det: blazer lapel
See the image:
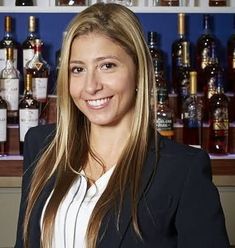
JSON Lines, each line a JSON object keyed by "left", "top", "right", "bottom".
{"left": 98, "top": 136, "right": 159, "bottom": 247}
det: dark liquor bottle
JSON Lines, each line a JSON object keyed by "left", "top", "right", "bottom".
{"left": 22, "top": 16, "right": 38, "bottom": 71}
{"left": 56, "top": 0, "right": 87, "bottom": 5}
{"left": 19, "top": 73, "right": 39, "bottom": 155}
{"left": 203, "top": 45, "right": 224, "bottom": 122}
{"left": 172, "top": 13, "right": 190, "bottom": 94}
{"left": 208, "top": 74, "right": 229, "bottom": 155}
{"left": 196, "top": 14, "right": 217, "bottom": 92}
{"left": 155, "top": 87, "right": 174, "bottom": 139}
{"left": 15, "top": 0, "right": 33, "bottom": 5}
{"left": 147, "top": 31, "right": 165, "bottom": 78}
{"left": 0, "top": 95, "right": 7, "bottom": 156}
{"left": 176, "top": 41, "right": 191, "bottom": 120}
{"left": 0, "top": 16, "right": 19, "bottom": 73}
{"left": 160, "top": 0, "right": 179, "bottom": 6}
{"left": 182, "top": 71, "right": 203, "bottom": 148}
{"left": 0, "top": 47, "right": 20, "bottom": 124}
{"left": 26, "top": 39, "right": 50, "bottom": 124}
{"left": 227, "top": 15, "right": 235, "bottom": 92}
{"left": 209, "top": 0, "right": 227, "bottom": 6}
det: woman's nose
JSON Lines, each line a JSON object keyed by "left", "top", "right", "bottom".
{"left": 84, "top": 70, "right": 102, "bottom": 95}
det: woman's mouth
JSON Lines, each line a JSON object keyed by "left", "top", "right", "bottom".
{"left": 86, "top": 97, "right": 112, "bottom": 108}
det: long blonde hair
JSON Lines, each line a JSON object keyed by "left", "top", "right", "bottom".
{"left": 23, "top": 3, "right": 155, "bottom": 248}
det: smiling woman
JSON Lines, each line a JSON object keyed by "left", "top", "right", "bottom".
{"left": 14, "top": 2, "right": 230, "bottom": 248}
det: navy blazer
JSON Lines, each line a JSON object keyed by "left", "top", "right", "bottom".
{"left": 15, "top": 124, "right": 230, "bottom": 248}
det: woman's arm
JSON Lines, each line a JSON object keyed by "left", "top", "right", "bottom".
{"left": 175, "top": 149, "right": 230, "bottom": 248}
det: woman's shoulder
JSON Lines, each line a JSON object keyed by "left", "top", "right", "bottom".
{"left": 25, "top": 123, "right": 56, "bottom": 141}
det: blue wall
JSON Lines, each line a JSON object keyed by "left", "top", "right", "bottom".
{"left": 0, "top": 12, "right": 233, "bottom": 93}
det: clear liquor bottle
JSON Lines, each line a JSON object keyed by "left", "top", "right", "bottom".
{"left": 182, "top": 71, "right": 203, "bottom": 148}
{"left": 208, "top": 74, "right": 229, "bottom": 155}
{"left": 19, "top": 73, "right": 39, "bottom": 155}
{"left": 154, "top": 87, "right": 174, "bottom": 139}
{"left": 0, "top": 95, "right": 7, "bottom": 156}
{"left": 147, "top": 31, "right": 165, "bottom": 78}
{"left": 26, "top": 39, "right": 50, "bottom": 124}
{"left": 209, "top": 0, "right": 227, "bottom": 6}
{"left": 15, "top": 0, "right": 33, "bottom": 5}
{"left": 0, "top": 47, "right": 20, "bottom": 124}
{"left": 172, "top": 13, "right": 190, "bottom": 94}
{"left": 22, "top": 16, "right": 38, "bottom": 71}
{"left": 176, "top": 41, "right": 191, "bottom": 120}
{"left": 0, "top": 16, "right": 19, "bottom": 73}
{"left": 196, "top": 14, "right": 217, "bottom": 92}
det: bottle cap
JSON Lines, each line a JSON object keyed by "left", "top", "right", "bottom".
{"left": 190, "top": 71, "right": 197, "bottom": 94}
{"left": 178, "top": 13, "right": 185, "bottom": 36}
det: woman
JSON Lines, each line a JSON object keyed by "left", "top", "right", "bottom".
{"left": 15, "top": 3, "right": 230, "bottom": 248}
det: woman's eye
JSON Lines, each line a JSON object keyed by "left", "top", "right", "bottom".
{"left": 101, "top": 63, "right": 116, "bottom": 70}
{"left": 70, "top": 66, "right": 84, "bottom": 74}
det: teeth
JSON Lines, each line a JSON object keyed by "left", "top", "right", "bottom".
{"left": 87, "top": 97, "right": 110, "bottom": 107}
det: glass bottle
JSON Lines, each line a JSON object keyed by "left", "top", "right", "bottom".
{"left": 227, "top": 15, "right": 235, "bottom": 93}
{"left": 196, "top": 14, "right": 217, "bottom": 92}
{"left": 182, "top": 71, "right": 203, "bottom": 148}
{"left": 160, "top": 0, "right": 179, "bottom": 6}
{"left": 209, "top": 0, "right": 227, "bottom": 6}
{"left": 154, "top": 87, "right": 174, "bottom": 139}
{"left": 208, "top": 74, "right": 229, "bottom": 155}
{"left": 0, "top": 95, "right": 7, "bottom": 156}
{"left": 147, "top": 31, "right": 165, "bottom": 78}
{"left": 176, "top": 41, "right": 191, "bottom": 120}
{"left": 0, "top": 16, "right": 19, "bottom": 73}
{"left": 22, "top": 16, "right": 38, "bottom": 71}
{"left": 203, "top": 45, "right": 224, "bottom": 122}
{"left": 19, "top": 73, "right": 39, "bottom": 155}
{"left": 56, "top": 0, "right": 87, "bottom": 5}
{"left": 26, "top": 39, "right": 50, "bottom": 124}
{"left": 172, "top": 13, "right": 190, "bottom": 94}
{"left": 0, "top": 47, "right": 20, "bottom": 124}
{"left": 15, "top": 0, "right": 34, "bottom": 6}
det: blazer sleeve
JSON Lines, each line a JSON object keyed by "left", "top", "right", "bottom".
{"left": 175, "top": 149, "right": 230, "bottom": 248}
{"left": 14, "top": 124, "right": 55, "bottom": 248}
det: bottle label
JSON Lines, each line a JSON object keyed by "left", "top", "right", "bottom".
{"left": 0, "top": 78, "right": 19, "bottom": 111}
{"left": 156, "top": 117, "right": 173, "bottom": 131}
{"left": 0, "top": 109, "right": 7, "bottom": 142}
{"left": 207, "top": 77, "right": 217, "bottom": 99}
{"left": 212, "top": 107, "right": 229, "bottom": 131}
{"left": 201, "top": 48, "right": 210, "bottom": 69}
{"left": 32, "top": 78, "right": 48, "bottom": 101}
{"left": 23, "top": 49, "right": 34, "bottom": 68}
{"left": 0, "top": 49, "right": 18, "bottom": 72}
{"left": 19, "top": 109, "right": 39, "bottom": 142}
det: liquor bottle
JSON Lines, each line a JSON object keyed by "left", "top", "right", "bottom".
{"left": 26, "top": 39, "right": 50, "bottom": 124}
{"left": 208, "top": 74, "right": 229, "bottom": 155}
{"left": 176, "top": 41, "right": 191, "bottom": 120}
{"left": 147, "top": 31, "right": 165, "bottom": 78}
{"left": 15, "top": 0, "right": 34, "bottom": 5}
{"left": 196, "top": 14, "right": 217, "bottom": 92}
{"left": 0, "top": 16, "right": 19, "bottom": 72}
{"left": 182, "top": 71, "right": 203, "bottom": 148}
{"left": 22, "top": 16, "right": 38, "bottom": 71}
{"left": 155, "top": 87, "right": 174, "bottom": 139}
{"left": 160, "top": 0, "right": 179, "bottom": 6}
{"left": 56, "top": 0, "right": 87, "bottom": 5}
{"left": 203, "top": 45, "right": 224, "bottom": 122}
{"left": 0, "top": 95, "right": 7, "bottom": 156}
{"left": 227, "top": 15, "right": 235, "bottom": 92}
{"left": 0, "top": 47, "right": 20, "bottom": 124}
{"left": 19, "top": 73, "right": 39, "bottom": 155}
{"left": 209, "top": 0, "right": 227, "bottom": 6}
{"left": 172, "top": 13, "right": 190, "bottom": 94}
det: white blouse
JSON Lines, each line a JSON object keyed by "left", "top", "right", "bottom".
{"left": 40, "top": 166, "right": 115, "bottom": 248}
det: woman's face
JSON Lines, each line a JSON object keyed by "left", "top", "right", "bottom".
{"left": 69, "top": 32, "right": 137, "bottom": 128}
